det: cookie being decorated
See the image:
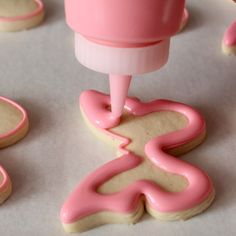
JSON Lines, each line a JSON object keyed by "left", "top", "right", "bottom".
{"left": 0, "top": 0, "right": 44, "bottom": 32}
{"left": 60, "top": 90, "right": 215, "bottom": 233}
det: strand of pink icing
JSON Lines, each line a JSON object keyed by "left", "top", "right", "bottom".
{"left": 0, "top": 97, "right": 28, "bottom": 139}
{"left": 224, "top": 20, "right": 236, "bottom": 46}
{"left": 0, "top": 166, "right": 10, "bottom": 192}
{"left": 61, "top": 90, "right": 213, "bottom": 224}
{"left": 0, "top": 0, "right": 44, "bottom": 22}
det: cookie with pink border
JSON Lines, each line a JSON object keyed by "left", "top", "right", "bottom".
{"left": 0, "top": 96, "right": 29, "bottom": 203}
{"left": 222, "top": 20, "right": 236, "bottom": 55}
{"left": 0, "top": 0, "right": 44, "bottom": 32}
{"left": 222, "top": 0, "right": 236, "bottom": 55}
{"left": 60, "top": 90, "right": 215, "bottom": 233}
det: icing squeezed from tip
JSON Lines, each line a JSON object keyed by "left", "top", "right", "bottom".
{"left": 60, "top": 90, "right": 213, "bottom": 224}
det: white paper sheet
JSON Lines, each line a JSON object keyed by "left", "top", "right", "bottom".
{"left": 0, "top": 0, "right": 235, "bottom": 235}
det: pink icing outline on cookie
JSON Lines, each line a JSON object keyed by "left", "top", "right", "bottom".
{"left": 0, "top": 96, "right": 28, "bottom": 140}
{"left": 61, "top": 90, "right": 213, "bottom": 224}
{"left": 0, "top": 165, "right": 10, "bottom": 193}
{"left": 224, "top": 20, "right": 236, "bottom": 46}
{"left": 0, "top": 0, "right": 44, "bottom": 22}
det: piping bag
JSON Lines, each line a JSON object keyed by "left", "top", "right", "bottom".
{"left": 64, "top": 0, "right": 185, "bottom": 121}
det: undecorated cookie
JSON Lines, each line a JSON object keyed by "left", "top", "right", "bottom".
{"left": 60, "top": 90, "right": 215, "bottom": 233}
{"left": 0, "top": 0, "right": 44, "bottom": 32}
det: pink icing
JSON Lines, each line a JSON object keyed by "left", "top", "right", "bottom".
{"left": 60, "top": 90, "right": 213, "bottom": 224}
{"left": 65, "top": 0, "right": 185, "bottom": 44}
{"left": 224, "top": 20, "right": 236, "bottom": 46}
{"left": 0, "top": 96, "right": 28, "bottom": 140}
{"left": 0, "top": 0, "right": 44, "bottom": 22}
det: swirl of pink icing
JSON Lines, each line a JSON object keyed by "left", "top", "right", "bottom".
{"left": 224, "top": 20, "right": 236, "bottom": 46}
{"left": 0, "top": 0, "right": 44, "bottom": 22}
{"left": 61, "top": 90, "right": 213, "bottom": 224}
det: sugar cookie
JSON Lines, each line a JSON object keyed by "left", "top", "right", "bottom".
{"left": 0, "top": 96, "right": 29, "bottom": 204}
{"left": 60, "top": 90, "right": 215, "bottom": 233}
{"left": 0, "top": 0, "right": 44, "bottom": 32}
{"left": 222, "top": 20, "right": 236, "bottom": 55}
{"left": 0, "top": 166, "right": 12, "bottom": 204}
{"left": 0, "top": 96, "right": 29, "bottom": 148}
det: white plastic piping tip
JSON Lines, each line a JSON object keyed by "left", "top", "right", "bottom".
{"left": 109, "top": 75, "right": 132, "bottom": 118}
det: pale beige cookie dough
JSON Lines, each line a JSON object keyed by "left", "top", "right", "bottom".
{"left": 0, "top": 0, "right": 45, "bottom": 32}
{"left": 71, "top": 107, "right": 214, "bottom": 233}
{"left": 222, "top": 42, "right": 236, "bottom": 55}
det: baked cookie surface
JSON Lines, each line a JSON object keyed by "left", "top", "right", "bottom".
{"left": 0, "top": 96, "right": 29, "bottom": 148}
{"left": 0, "top": 96, "right": 29, "bottom": 204}
{"left": 60, "top": 90, "right": 215, "bottom": 233}
{"left": 0, "top": 0, "right": 44, "bottom": 31}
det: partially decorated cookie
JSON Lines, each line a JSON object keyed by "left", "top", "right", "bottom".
{"left": 0, "top": 0, "right": 44, "bottom": 32}
{"left": 0, "top": 96, "right": 29, "bottom": 204}
{"left": 60, "top": 90, "right": 215, "bottom": 233}
{"left": 222, "top": 20, "right": 236, "bottom": 55}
